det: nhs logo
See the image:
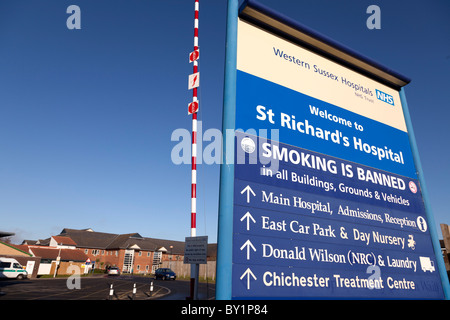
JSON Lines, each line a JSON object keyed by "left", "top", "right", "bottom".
{"left": 376, "top": 89, "right": 394, "bottom": 106}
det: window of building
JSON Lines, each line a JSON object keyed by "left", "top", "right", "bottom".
{"left": 153, "top": 252, "right": 162, "bottom": 265}
{"left": 123, "top": 249, "right": 134, "bottom": 273}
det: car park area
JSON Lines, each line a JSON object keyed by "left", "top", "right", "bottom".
{"left": 0, "top": 274, "right": 215, "bottom": 300}
{"left": 0, "top": 275, "right": 168, "bottom": 300}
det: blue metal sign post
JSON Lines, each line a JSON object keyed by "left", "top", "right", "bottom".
{"left": 216, "top": 0, "right": 239, "bottom": 301}
{"left": 216, "top": 0, "right": 450, "bottom": 300}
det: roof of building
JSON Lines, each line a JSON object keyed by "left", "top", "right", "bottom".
{"left": 21, "top": 228, "right": 217, "bottom": 257}
{"left": 59, "top": 228, "right": 119, "bottom": 249}
{"left": 0, "top": 242, "right": 32, "bottom": 257}
{"left": 27, "top": 246, "right": 89, "bottom": 262}
{"left": 142, "top": 237, "right": 186, "bottom": 255}
{"left": 9, "top": 244, "right": 32, "bottom": 254}
{"left": 36, "top": 238, "right": 50, "bottom": 246}
{"left": 58, "top": 228, "right": 187, "bottom": 255}
{"left": 21, "top": 240, "right": 38, "bottom": 245}
{"left": 51, "top": 236, "right": 77, "bottom": 246}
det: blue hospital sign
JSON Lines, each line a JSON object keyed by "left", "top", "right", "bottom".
{"left": 217, "top": 0, "right": 448, "bottom": 300}
{"left": 232, "top": 132, "right": 441, "bottom": 298}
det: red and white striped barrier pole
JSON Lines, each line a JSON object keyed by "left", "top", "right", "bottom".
{"left": 189, "top": 0, "right": 200, "bottom": 300}
{"left": 190, "top": 0, "right": 200, "bottom": 238}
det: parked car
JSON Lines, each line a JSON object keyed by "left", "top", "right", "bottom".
{"left": 0, "top": 257, "right": 28, "bottom": 280}
{"left": 106, "top": 266, "right": 120, "bottom": 276}
{"left": 154, "top": 268, "right": 176, "bottom": 280}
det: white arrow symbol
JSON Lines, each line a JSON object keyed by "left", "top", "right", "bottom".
{"left": 241, "top": 185, "right": 256, "bottom": 203}
{"left": 240, "top": 239, "right": 256, "bottom": 260}
{"left": 240, "top": 212, "right": 256, "bottom": 231}
{"left": 240, "top": 268, "right": 257, "bottom": 290}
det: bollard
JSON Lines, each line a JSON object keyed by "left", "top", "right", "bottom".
{"left": 132, "top": 283, "right": 136, "bottom": 300}
{"left": 150, "top": 281, "right": 154, "bottom": 297}
{"left": 108, "top": 283, "right": 114, "bottom": 300}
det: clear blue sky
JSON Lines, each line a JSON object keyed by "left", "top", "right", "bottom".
{"left": 1, "top": 0, "right": 449, "bottom": 243}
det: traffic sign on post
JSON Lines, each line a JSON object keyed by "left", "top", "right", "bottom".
{"left": 188, "top": 100, "right": 199, "bottom": 115}
{"left": 188, "top": 72, "right": 200, "bottom": 90}
{"left": 189, "top": 49, "right": 200, "bottom": 63}
{"left": 184, "top": 236, "right": 208, "bottom": 264}
{"left": 216, "top": 0, "right": 450, "bottom": 300}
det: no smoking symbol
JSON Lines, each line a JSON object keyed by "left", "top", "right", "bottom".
{"left": 188, "top": 101, "right": 199, "bottom": 114}
{"left": 409, "top": 181, "right": 417, "bottom": 194}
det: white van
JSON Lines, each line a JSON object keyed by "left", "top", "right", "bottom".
{"left": 0, "top": 258, "right": 28, "bottom": 279}
{"left": 419, "top": 256, "right": 436, "bottom": 273}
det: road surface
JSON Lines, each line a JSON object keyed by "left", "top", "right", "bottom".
{"left": 0, "top": 275, "right": 215, "bottom": 300}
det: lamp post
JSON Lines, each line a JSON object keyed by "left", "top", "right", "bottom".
{"left": 53, "top": 246, "right": 62, "bottom": 278}
{"left": 169, "top": 245, "right": 173, "bottom": 269}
